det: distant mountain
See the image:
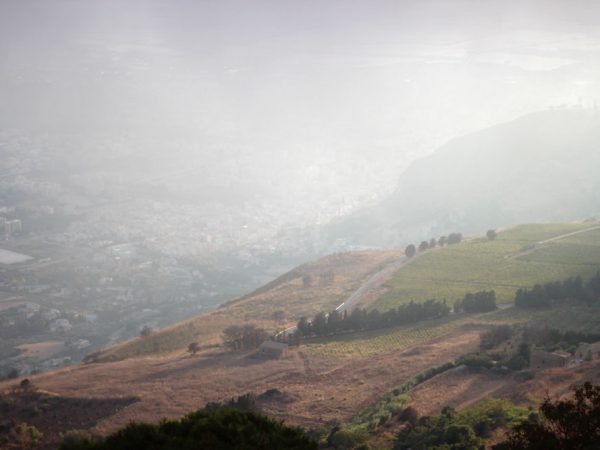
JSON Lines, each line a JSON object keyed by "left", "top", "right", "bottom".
{"left": 326, "top": 109, "right": 600, "bottom": 247}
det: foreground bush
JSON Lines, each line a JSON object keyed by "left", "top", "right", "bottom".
{"left": 59, "top": 408, "right": 317, "bottom": 450}
{"left": 495, "top": 382, "right": 600, "bottom": 450}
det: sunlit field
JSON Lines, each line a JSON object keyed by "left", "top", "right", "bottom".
{"left": 373, "top": 222, "right": 600, "bottom": 310}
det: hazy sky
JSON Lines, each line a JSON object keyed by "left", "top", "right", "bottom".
{"left": 2, "top": 0, "right": 600, "bottom": 210}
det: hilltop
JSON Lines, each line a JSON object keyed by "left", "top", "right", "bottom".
{"left": 326, "top": 109, "right": 600, "bottom": 247}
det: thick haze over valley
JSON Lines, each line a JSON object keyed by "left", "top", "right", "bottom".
{"left": 2, "top": 0, "right": 600, "bottom": 377}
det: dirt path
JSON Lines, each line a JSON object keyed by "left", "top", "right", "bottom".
{"left": 506, "top": 224, "right": 600, "bottom": 260}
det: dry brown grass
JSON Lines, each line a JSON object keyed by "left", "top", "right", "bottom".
{"left": 407, "top": 358, "right": 600, "bottom": 417}
{"left": 0, "top": 324, "right": 482, "bottom": 440}
{"left": 90, "top": 249, "right": 403, "bottom": 362}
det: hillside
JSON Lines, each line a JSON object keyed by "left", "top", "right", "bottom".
{"left": 326, "top": 109, "right": 600, "bottom": 247}
{"left": 3, "top": 222, "right": 600, "bottom": 449}
{"left": 372, "top": 221, "right": 600, "bottom": 310}
{"left": 87, "top": 249, "right": 403, "bottom": 362}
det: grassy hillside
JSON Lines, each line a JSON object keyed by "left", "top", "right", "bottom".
{"left": 92, "top": 222, "right": 600, "bottom": 362}
{"left": 373, "top": 222, "right": 600, "bottom": 310}
{"left": 327, "top": 109, "right": 600, "bottom": 248}
{"left": 89, "top": 250, "right": 402, "bottom": 362}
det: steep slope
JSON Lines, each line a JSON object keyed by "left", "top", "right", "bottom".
{"left": 3, "top": 223, "right": 600, "bottom": 449}
{"left": 86, "top": 249, "right": 403, "bottom": 362}
{"left": 327, "top": 109, "right": 600, "bottom": 247}
{"left": 372, "top": 222, "right": 600, "bottom": 311}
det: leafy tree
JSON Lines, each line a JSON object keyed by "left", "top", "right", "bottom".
{"left": 61, "top": 430, "right": 93, "bottom": 447}
{"left": 400, "top": 407, "right": 420, "bottom": 426}
{"left": 394, "top": 406, "right": 482, "bottom": 450}
{"left": 187, "top": 342, "right": 200, "bottom": 355}
{"left": 222, "top": 324, "right": 268, "bottom": 351}
{"left": 486, "top": 229, "right": 497, "bottom": 240}
{"left": 429, "top": 238, "right": 437, "bottom": 248}
{"left": 447, "top": 233, "right": 463, "bottom": 245}
{"left": 295, "top": 300, "right": 450, "bottom": 338}
{"left": 396, "top": 399, "right": 526, "bottom": 450}
{"left": 418, "top": 241, "right": 429, "bottom": 252}
{"left": 405, "top": 244, "right": 416, "bottom": 258}
{"left": 297, "top": 317, "right": 311, "bottom": 336}
{"left": 480, "top": 325, "right": 512, "bottom": 350}
{"left": 497, "top": 382, "right": 600, "bottom": 450}
{"left": 454, "top": 291, "right": 497, "bottom": 313}
{"left": 438, "top": 236, "right": 447, "bottom": 246}
{"left": 11, "top": 422, "right": 43, "bottom": 449}
{"left": 515, "top": 274, "right": 600, "bottom": 308}
{"left": 140, "top": 325, "right": 153, "bottom": 337}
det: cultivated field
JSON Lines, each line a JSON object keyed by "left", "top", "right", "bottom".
{"left": 373, "top": 222, "right": 600, "bottom": 310}
{"left": 307, "top": 304, "right": 600, "bottom": 360}
{"left": 4, "top": 222, "right": 600, "bottom": 449}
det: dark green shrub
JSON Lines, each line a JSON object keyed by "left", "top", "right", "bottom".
{"left": 460, "top": 353, "right": 494, "bottom": 371}
{"left": 59, "top": 408, "right": 316, "bottom": 450}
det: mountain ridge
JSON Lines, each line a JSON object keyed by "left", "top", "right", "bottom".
{"left": 325, "top": 108, "right": 600, "bottom": 247}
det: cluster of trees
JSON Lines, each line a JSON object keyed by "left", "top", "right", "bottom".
{"left": 395, "top": 383, "right": 600, "bottom": 450}
{"left": 522, "top": 326, "right": 600, "bottom": 353}
{"left": 454, "top": 290, "right": 497, "bottom": 313}
{"left": 460, "top": 341, "right": 530, "bottom": 372}
{"left": 405, "top": 232, "right": 463, "bottom": 257}
{"left": 204, "top": 393, "right": 257, "bottom": 412}
{"left": 59, "top": 408, "right": 317, "bottom": 450}
{"left": 480, "top": 325, "right": 513, "bottom": 350}
{"left": 496, "top": 382, "right": 600, "bottom": 449}
{"left": 515, "top": 272, "right": 600, "bottom": 308}
{"left": 394, "top": 398, "right": 527, "bottom": 450}
{"left": 296, "top": 300, "right": 450, "bottom": 338}
{"left": 486, "top": 229, "right": 497, "bottom": 240}
{"left": 222, "top": 324, "right": 269, "bottom": 351}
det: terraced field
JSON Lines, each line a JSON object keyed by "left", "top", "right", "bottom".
{"left": 480, "top": 304, "right": 600, "bottom": 332}
{"left": 305, "top": 303, "right": 600, "bottom": 360}
{"left": 305, "top": 316, "right": 474, "bottom": 357}
{"left": 373, "top": 222, "right": 600, "bottom": 310}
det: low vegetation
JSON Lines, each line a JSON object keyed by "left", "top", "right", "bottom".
{"left": 59, "top": 408, "right": 317, "bottom": 450}
{"left": 394, "top": 398, "right": 528, "bottom": 450}
{"left": 222, "top": 324, "right": 269, "bottom": 351}
{"left": 454, "top": 290, "right": 497, "bottom": 313}
{"left": 496, "top": 383, "right": 600, "bottom": 450}
{"left": 515, "top": 272, "right": 600, "bottom": 308}
{"left": 326, "top": 362, "right": 458, "bottom": 448}
{"left": 295, "top": 299, "right": 450, "bottom": 339}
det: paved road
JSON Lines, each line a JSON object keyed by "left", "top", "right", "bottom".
{"left": 334, "top": 255, "right": 410, "bottom": 313}
{"left": 506, "top": 224, "right": 600, "bottom": 260}
{"left": 278, "top": 254, "right": 413, "bottom": 336}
